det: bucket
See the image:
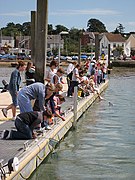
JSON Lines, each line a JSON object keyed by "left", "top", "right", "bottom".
{"left": 78, "top": 90, "right": 82, "bottom": 97}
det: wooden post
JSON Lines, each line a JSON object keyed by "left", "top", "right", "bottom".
{"left": 35, "top": 0, "right": 48, "bottom": 83}
{"left": 31, "top": 11, "right": 36, "bottom": 65}
{"left": 78, "top": 37, "right": 81, "bottom": 64}
{"left": 95, "top": 33, "right": 99, "bottom": 60}
{"left": 73, "top": 86, "right": 78, "bottom": 127}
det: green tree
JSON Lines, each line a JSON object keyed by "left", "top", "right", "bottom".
{"left": 113, "top": 28, "right": 120, "bottom": 34}
{"left": 117, "top": 23, "right": 125, "bottom": 34}
{"left": 22, "top": 22, "right": 31, "bottom": 36}
{"left": 54, "top": 25, "right": 69, "bottom": 34}
{"left": 87, "top": 18, "right": 107, "bottom": 33}
{"left": 48, "top": 24, "right": 54, "bottom": 35}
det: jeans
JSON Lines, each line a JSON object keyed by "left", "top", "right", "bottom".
{"left": 10, "top": 117, "right": 32, "bottom": 140}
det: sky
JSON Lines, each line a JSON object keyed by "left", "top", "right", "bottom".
{"left": 0, "top": 0, "right": 135, "bottom": 33}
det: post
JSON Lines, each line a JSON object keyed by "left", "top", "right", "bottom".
{"left": 35, "top": 0, "right": 48, "bottom": 83}
{"left": 73, "top": 86, "right": 78, "bottom": 127}
{"left": 31, "top": 11, "right": 36, "bottom": 65}
{"left": 78, "top": 37, "right": 81, "bottom": 64}
{"left": 58, "top": 34, "right": 61, "bottom": 68}
{"left": 95, "top": 33, "right": 99, "bottom": 60}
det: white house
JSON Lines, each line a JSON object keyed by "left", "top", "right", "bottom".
{"left": 100, "top": 33, "right": 126, "bottom": 56}
{"left": 126, "top": 34, "right": 135, "bottom": 56}
{"left": 0, "top": 36, "right": 15, "bottom": 48}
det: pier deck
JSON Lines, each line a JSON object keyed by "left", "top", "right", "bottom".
{"left": 0, "top": 80, "right": 109, "bottom": 180}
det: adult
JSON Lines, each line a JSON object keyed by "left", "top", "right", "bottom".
{"left": 25, "top": 61, "right": 35, "bottom": 86}
{"left": 51, "top": 68, "right": 65, "bottom": 85}
{"left": 1, "top": 110, "right": 52, "bottom": 140}
{"left": 68, "top": 64, "right": 82, "bottom": 97}
{"left": 18, "top": 82, "right": 55, "bottom": 113}
{"left": 45, "top": 60, "right": 57, "bottom": 82}
{"left": 1, "top": 61, "right": 26, "bottom": 120}
{"left": 67, "top": 61, "right": 77, "bottom": 96}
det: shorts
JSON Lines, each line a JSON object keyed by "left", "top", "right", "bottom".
{"left": 9, "top": 90, "right": 18, "bottom": 107}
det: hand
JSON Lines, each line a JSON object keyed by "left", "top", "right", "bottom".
{"left": 61, "top": 117, "right": 66, "bottom": 121}
{"left": 32, "top": 132, "right": 37, "bottom": 139}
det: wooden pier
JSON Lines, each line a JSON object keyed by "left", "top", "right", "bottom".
{"left": 0, "top": 80, "right": 109, "bottom": 180}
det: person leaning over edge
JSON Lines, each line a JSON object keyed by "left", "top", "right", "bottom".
{"left": 18, "top": 82, "right": 55, "bottom": 113}
{"left": 1, "top": 110, "right": 53, "bottom": 140}
{"left": 1, "top": 60, "right": 26, "bottom": 120}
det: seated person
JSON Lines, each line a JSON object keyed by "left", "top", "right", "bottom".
{"left": 1, "top": 110, "right": 52, "bottom": 140}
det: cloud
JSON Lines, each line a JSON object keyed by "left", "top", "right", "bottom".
{"left": 0, "top": 11, "right": 29, "bottom": 17}
{"left": 50, "top": 8, "right": 120, "bottom": 16}
{"left": 127, "top": 22, "right": 135, "bottom": 26}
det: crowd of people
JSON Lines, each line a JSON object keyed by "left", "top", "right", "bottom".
{"left": 1, "top": 58, "right": 108, "bottom": 140}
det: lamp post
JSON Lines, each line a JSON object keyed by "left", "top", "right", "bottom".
{"left": 58, "top": 31, "right": 69, "bottom": 68}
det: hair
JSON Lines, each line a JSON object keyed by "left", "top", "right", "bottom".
{"left": 56, "top": 94, "right": 65, "bottom": 102}
{"left": 26, "top": 61, "right": 33, "bottom": 71}
{"left": 75, "top": 64, "right": 80, "bottom": 68}
{"left": 55, "top": 83, "right": 63, "bottom": 91}
{"left": 16, "top": 60, "right": 26, "bottom": 69}
{"left": 49, "top": 60, "right": 57, "bottom": 67}
{"left": 43, "top": 110, "right": 52, "bottom": 118}
{"left": 46, "top": 83, "right": 55, "bottom": 92}
{"left": 57, "top": 68, "right": 65, "bottom": 74}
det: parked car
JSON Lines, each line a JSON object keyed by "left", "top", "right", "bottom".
{"left": 17, "top": 53, "right": 31, "bottom": 60}
{"left": 72, "top": 56, "right": 78, "bottom": 60}
{"left": 81, "top": 54, "right": 87, "bottom": 60}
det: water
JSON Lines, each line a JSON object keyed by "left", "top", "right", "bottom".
{"left": 1, "top": 67, "right": 135, "bottom": 179}
{"left": 0, "top": 67, "right": 26, "bottom": 89}
{"left": 28, "top": 67, "right": 135, "bottom": 180}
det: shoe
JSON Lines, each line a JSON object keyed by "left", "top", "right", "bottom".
{"left": 69, "top": 95, "right": 73, "bottom": 98}
{"left": 1, "top": 130, "right": 10, "bottom": 139}
{"left": 45, "top": 125, "right": 52, "bottom": 130}
{"left": 2, "top": 108, "right": 7, "bottom": 118}
{"left": 12, "top": 117, "right": 16, "bottom": 121}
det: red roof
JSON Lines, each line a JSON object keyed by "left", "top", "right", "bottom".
{"left": 105, "top": 33, "right": 125, "bottom": 42}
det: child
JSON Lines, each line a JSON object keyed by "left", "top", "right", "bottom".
{"left": 53, "top": 94, "right": 66, "bottom": 121}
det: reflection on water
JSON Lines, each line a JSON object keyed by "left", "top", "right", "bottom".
{"left": 1, "top": 67, "right": 135, "bottom": 179}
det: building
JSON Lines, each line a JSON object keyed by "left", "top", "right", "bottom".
{"left": 100, "top": 33, "right": 126, "bottom": 57}
{"left": 126, "top": 34, "right": 135, "bottom": 55}
{"left": 0, "top": 36, "right": 15, "bottom": 49}
{"left": 81, "top": 32, "right": 95, "bottom": 46}
{"left": 47, "top": 35, "right": 64, "bottom": 53}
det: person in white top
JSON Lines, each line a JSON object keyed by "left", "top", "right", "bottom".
{"left": 51, "top": 68, "right": 65, "bottom": 85}
{"left": 68, "top": 64, "right": 82, "bottom": 97}
{"left": 67, "top": 61, "right": 77, "bottom": 96}
{"left": 45, "top": 60, "right": 57, "bottom": 83}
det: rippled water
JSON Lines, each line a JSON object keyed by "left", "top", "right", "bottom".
{"left": 29, "top": 67, "right": 135, "bottom": 180}
{"left": 1, "top": 67, "right": 135, "bottom": 179}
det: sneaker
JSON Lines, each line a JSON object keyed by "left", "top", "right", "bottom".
{"left": 12, "top": 117, "right": 16, "bottom": 121}
{"left": 1, "top": 130, "right": 9, "bottom": 139}
{"left": 45, "top": 125, "right": 52, "bottom": 130}
{"left": 2, "top": 108, "right": 7, "bottom": 118}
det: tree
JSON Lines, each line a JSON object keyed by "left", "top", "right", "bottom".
{"left": 87, "top": 18, "right": 107, "bottom": 33}
{"left": 117, "top": 23, "right": 125, "bottom": 34}
{"left": 54, "top": 25, "right": 69, "bottom": 34}
{"left": 48, "top": 24, "right": 54, "bottom": 35}
{"left": 22, "top": 22, "right": 31, "bottom": 36}
{"left": 113, "top": 28, "right": 120, "bottom": 34}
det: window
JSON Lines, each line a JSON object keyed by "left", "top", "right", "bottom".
{"left": 113, "top": 43, "right": 116, "bottom": 48}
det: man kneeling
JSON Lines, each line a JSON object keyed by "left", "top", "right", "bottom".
{"left": 1, "top": 110, "right": 52, "bottom": 140}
